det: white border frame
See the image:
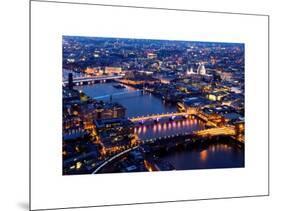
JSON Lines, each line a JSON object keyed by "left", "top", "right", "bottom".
{"left": 30, "top": 1, "right": 269, "bottom": 210}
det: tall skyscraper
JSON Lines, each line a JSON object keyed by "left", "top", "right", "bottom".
{"left": 68, "top": 73, "right": 74, "bottom": 89}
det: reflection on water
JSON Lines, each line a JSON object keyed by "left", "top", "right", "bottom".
{"left": 80, "top": 82, "right": 244, "bottom": 170}
{"left": 80, "top": 82, "right": 176, "bottom": 117}
{"left": 160, "top": 143, "right": 244, "bottom": 170}
{"left": 200, "top": 150, "right": 208, "bottom": 162}
{"left": 135, "top": 119, "right": 205, "bottom": 140}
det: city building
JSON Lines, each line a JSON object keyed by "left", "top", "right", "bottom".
{"left": 84, "top": 67, "right": 102, "bottom": 75}
{"left": 207, "top": 91, "right": 229, "bottom": 101}
{"left": 197, "top": 62, "right": 207, "bottom": 75}
{"left": 147, "top": 52, "right": 157, "bottom": 59}
{"left": 80, "top": 101, "right": 126, "bottom": 129}
{"left": 104, "top": 67, "right": 123, "bottom": 75}
{"left": 94, "top": 118, "right": 135, "bottom": 153}
{"left": 178, "top": 96, "right": 210, "bottom": 111}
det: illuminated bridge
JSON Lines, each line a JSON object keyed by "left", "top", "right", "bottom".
{"left": 92, "top": 146, "right": 139, "bottom": 174}
{"left": 195, "top": 126, "right": 236, "bottom": 137}
{"left": 92, "top": 124, "right": 238, "bottom": 174}
{"left": 129, "top": 109, "right": 197, "bottom": 123}
{"left": 63, "top": 75, "right": 124, "bottom": 86}
{"left": 129, "top": 110, "right": 218, "bottom": 127}
{"left": 130, "top": 110, "right": 235, "bottom": 138}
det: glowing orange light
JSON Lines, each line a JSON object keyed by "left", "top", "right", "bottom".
{"left": 200, "top": 150, "right": 208, "bottom": 161}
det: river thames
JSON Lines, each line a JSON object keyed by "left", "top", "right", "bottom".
{"left": 80, "top": 82, "right": 244, "bottom": 170}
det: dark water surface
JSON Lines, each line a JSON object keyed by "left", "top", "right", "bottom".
{"left": 160, "top": 143, "right": 244, "bottom": 170}
{"left": 81, "top": 82, "right": 244, "bottom": 170}
{"left": 81, "top": 82, "right": 176, "bottom": 117}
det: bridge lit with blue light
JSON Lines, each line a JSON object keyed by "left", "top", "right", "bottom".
{"left": 63, "top": 75, "right": 124, "bottom": 86}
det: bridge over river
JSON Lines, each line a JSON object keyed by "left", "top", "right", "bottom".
{"left": 63, "top": 75, "right": 124, "bottom": 86}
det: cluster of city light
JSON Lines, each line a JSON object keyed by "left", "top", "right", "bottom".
{"left": 63, "top": 75, "right": 124, "bottom": 85}
{"left": 92, "top": 146, "right": 139, "bottom": 174}
{"left": 134, "top": 118, "right": 200, "bottom": 135}
{"left": 195, "top": 126, "right": 236, "bottom": 137}
{"left": 130, "top": 110, "right": 196, "bottom": 122}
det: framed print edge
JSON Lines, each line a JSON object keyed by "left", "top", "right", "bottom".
{"left": 29, "top": 0, "right": 270, "bottom": 210}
